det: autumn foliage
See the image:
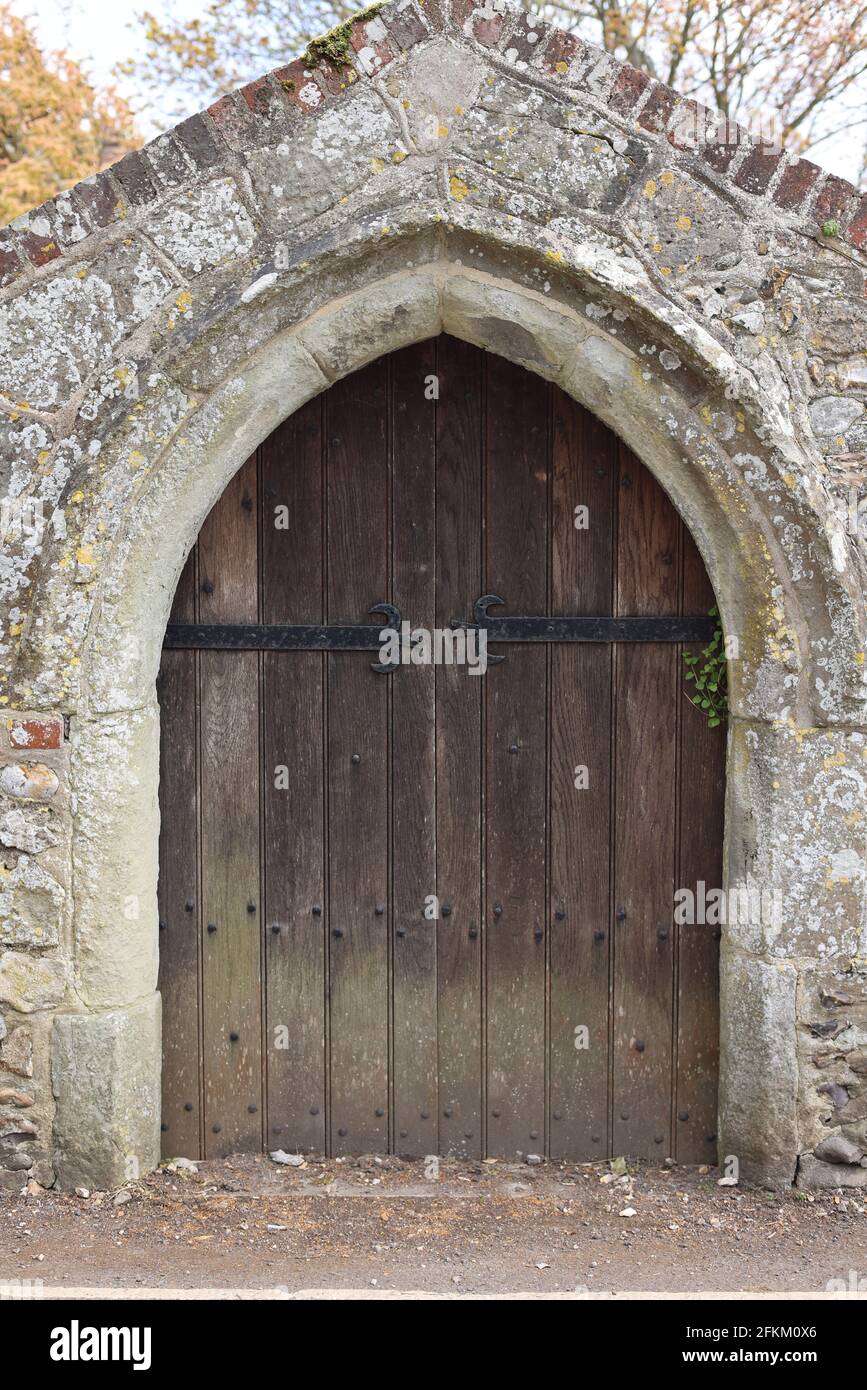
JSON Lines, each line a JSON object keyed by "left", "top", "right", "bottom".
{"left": 0, "top": 3, "right": 138, "bottom": 225}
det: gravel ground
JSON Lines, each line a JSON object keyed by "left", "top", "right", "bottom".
{"left": 1, "top": 1154, "right": 865, "bottom": 1296}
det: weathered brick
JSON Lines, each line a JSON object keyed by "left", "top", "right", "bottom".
{"left": 173, "top": 113, "right": 224, "bottom": 172}
{"left": 0, "top": 227, "right": 26, "bottom": 289}
{"left": 773, "top": 157, "right": 821, "bottom": 211}
{"left": 112, "top": 150, "right": 159, "bottom": 208}
{"left": 700, "top": 118, "right": 743, "bottom": 173}
{"left": 845, "top": 193, "right": 867, "bottom": 251}
{"left": 10, "top": 209, "right": 63, "bottom": 268}
{"left": 814, "top": 174, "right": 858, "bottom": 228}
{"left": 638, "top": 84, "right": 676, "bottom": 134}
{"left": 734, "top": 145, "right": 784, "bottom": 196}
{"left": 502, "top": 11, "right": 549, "bottom": 65}
{"left": 384, "top": 0, "right": 429, "bottom": 50}
{"left": 451, "top": 0, "right": 474, "bottom": 29}
{"left": 70, "top": 172, "right": 123, "bottom": 231}
{"left": 472, "top": 11, "right": 505, "bottom": 46}
{"left": 350, "top": 17, "right": 394, "bottom": 74}
{"left": 239, "top": 74, "right": 274, "bottom": 114}
{"left": 608, "top": 65, "right": 650, "bottom": 115}
{"left": 314, "top": 58, "right": 359, "bottom": 98}
{"left": 667, "top": 98, "right": 708, "bottom": 151}
{"left": 540, "top": 28, "right": 581, "bottom": 76}
{"left": 7, "top": 717, "right": 63, "bottom": 751}
{"left": 273, "top": 61, "right": 328, "bottom": 113}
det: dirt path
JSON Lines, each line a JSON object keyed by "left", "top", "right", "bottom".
{"left": 2, "top": 1155, "right": 865, "bottom": 1296}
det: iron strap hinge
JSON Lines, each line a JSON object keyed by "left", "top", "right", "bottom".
{"left": 163, "top": 603, "right": 402, "bottom": 672}
{"left": 450, "top": 594, "right": 717, "bottom": 659}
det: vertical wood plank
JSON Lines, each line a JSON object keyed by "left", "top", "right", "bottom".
{"left": 391, "top": 341, "right": 438, "bottom": 1155}
{"left": 435, "top": 336, "right": 484, "bottom": 1159}
{"left": 157, "top": 551, "right": 201, "bottom": 1159}
{"left": 261, "top": 400, "right": 327, "bottom": 1154}
{"left": 675, "top": 529, "right": 725, "bottom": 1162}
{"left": 548, "top": 397, "right": 615, "bottom": 1160}
{"left": 198, "top": 456, "right": 262, "bottom": 1157}
{"left": 484, "top": 353, "right": 548, "bottom": 1159}
{"left": 612, "top": 444, "right": 680, "bottom": 1158}
{"left": 326, "top": 361, "right": 390, "bottom": 1156}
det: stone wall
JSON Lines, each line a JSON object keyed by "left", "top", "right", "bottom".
{"left": 0, "top": 0, "right": 864, "bottom": 1190}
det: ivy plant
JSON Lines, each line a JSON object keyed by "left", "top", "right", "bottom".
{"left": 683, "top": 607, "right": 727, "bottom": 728}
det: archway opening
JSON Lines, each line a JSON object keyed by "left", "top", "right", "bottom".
{"left": 156, "top": 335, "right": 725, "bottom": 1164}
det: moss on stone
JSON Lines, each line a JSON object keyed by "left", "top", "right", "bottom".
{"left": 303, "top": 3, "right": 386, "bottom": 69}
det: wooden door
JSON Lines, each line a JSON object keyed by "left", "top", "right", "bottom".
{"left": 157, "top": 336, "right": 725, "bottom": 1164}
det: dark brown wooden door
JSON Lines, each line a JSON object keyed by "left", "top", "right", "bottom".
{"left": 157, "top": 336, "right": 725, "bottom": 1164}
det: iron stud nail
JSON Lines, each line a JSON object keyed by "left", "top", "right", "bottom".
{"left": 351, "top": 752, "right": 361, "bottom": 765}
{"left": 396, "top": 928, "right": 406, "bottom": 937}
{"left": 212, "top": 1123, "right": 222, "bottom": 1134}
{"left": 616, "top": 906, "right": 627, "bottom": 921}
{"left": 534, "top": 929, "right": 543, "bottom": 942}
{"left": 270, "top": 924, "right": 281, "bottom": 934}
{"left": 679, "top": 1110, "right": 690, "bottom": 1122}
{"left": 338, "top": 1127, "right": 348, "bottom": 1137}
{"left": 273, "top": 1127, "right": 282, "bottom": 1135}
{"left": 247, "top": 901, "right": 256, "bottom": 914}
{"left": 310, "top": 1107, "right": 319, "bottom": 1116}
{"left": 444, "top": 1108, "right": 453, "bottom": 1118}
{"left": 230, "top": 1031, "right": 239, "bottom": 1042}
{"left": 161, "top": 1122, "right": 168, "bottom": 1132}
{"left": 555, "top": 908, "right": 566, "bottom": 921}
{"left": 593, "top": 930, "right": 605, "bottom": 942}
{"left": 420, "top": 1111, "right": 430, "bottom": 1120}
{"left": 634, "top": 1039, "right": 646, "bottom": 1052}
{"left": 464, "top": 1131, "right": 473, "bottom": 1139}
{"left": 207, "top": 922, "right": 217, "bottom": 934}
{"left": 620, "top": 1112, "right": 629, "bottom": 1121}
{"left": 493, "top": 903, "right": 502, "bottom": 918}
{"left": 530, "top": 1131, "right": 538, "bottom": 1140}
{"left": 201, "top": 578, "right": 214, "bottom": 594}
{"left": 553, "top": 1112, "right": 562, "bottom": 1121}
{"left": 185, "top": 899, "right": 194, "bottom": 913}
{"left": 441, "top": 903, "right": 451, "bottom": 917}
{"left": 592, "top": 1135, "right": 601, "bottom": 1143}
{"left": 312, "top": 904, "right": 322, "bottom": 916}
{"left": 248, "top": 1104, "right": 257, "bottom": 1113}
{"left": 658, "top": 927, "right": 668, "bottom": 940}
{"left": 468, "top": 928, "right": 478, "bottom": 939}
{"left": 333, "top": 928, "right": 343, "bottom": 938}
{"left": 159, "top": 919, "right": 167, "bottom": 931}
{"left": 374, "top": 904, "right": 384, "bottom": 916}
{"left": 184, "top": 1103, "right": 193, "bottom": 1112}
{"left": 509, "top": 743, "right": 519, "bottom": 754}
{"left": 400, "top": 1129, "right": 408, "bottom": 1138}
{"left": 241, "top": 493, "right": 253, "bottom": 512}
{"left": 375, "top": 1107, "right": 385, "bottom": 1117}
{"left": 492, "top": 1109, "right": 501, "bottom": 1118}
{"left": 654, "top": 1134, "right": 665, "bottom": 1144}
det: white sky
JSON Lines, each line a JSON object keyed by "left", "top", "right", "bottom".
{"left": 10, "top": 0, "right": 865, "bottom": 183}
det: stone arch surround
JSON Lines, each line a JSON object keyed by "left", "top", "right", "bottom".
{"left": 0, "top": 0, "right": 864, "bottom": 1191}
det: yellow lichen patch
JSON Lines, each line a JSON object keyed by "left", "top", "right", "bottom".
{"left": 453, "top": 105, "right": 464, "bottom": 115}
{"left": 75, "top": 545, "right": 95, "bottom": 566}
{"left": 8, "top": 622, "right": 23, "bottom": 638}
{"left": 660, "top": 170, "right": 674, "bottom": 186}
{"left": 449, "top": 172, "right": 471, "bottom": 202}
{"left": 127, "top": 450, "right": 146, "bottom": 470}
{"left": 823, "top": 750, "right": 847, "bottom": 769}
{"left": 660, "top": 266, "right": 672, "bottom": 276}
{"left": 391, "top": 149, "right": 407, "bottom": 163}
{"left": 545, "top": 250, "right": 562, "bottom": 262}
{"left": 643, "top": 179, "right": 657, "bottom": 200}
{"left": 402, "top": 98, "right": 410, "bottom": 110}
{"left": 783, "top": 473, "right": 796, "bottom": 489}
{"left": 438, "top": 125, "right": 449, "bottom": 138}
{"left": 555, "top": 61, "right": 568, "bottom": 74}
{"left": 675, "top": 215, "right": 692, "bottom": 231}
{"left": 855, "top": 652, "right": 865, "bottom": 665}
{"left": 370, "top": 157, "right": 385, "bottom": 174}
{"left": 175, "top": 291, "right": 192, "bottom": 314}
